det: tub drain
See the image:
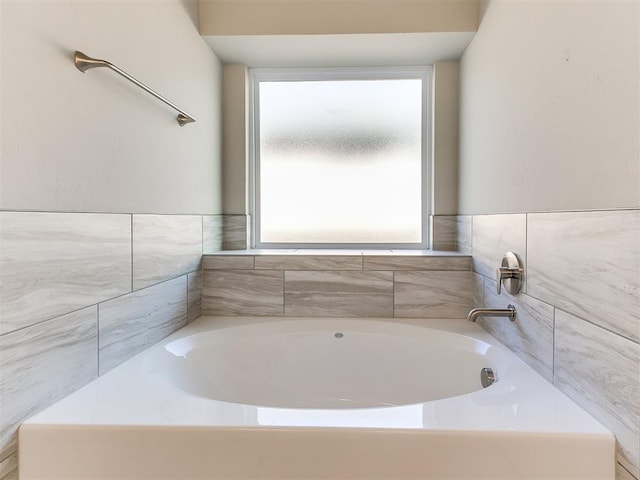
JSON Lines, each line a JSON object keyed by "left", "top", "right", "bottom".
{"left": 334, "top": 332, "right": 344, "bottom": 339}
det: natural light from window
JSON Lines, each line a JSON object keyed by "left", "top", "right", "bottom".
{"left": 254, "top": 70, "right": 427, "bottom": 246}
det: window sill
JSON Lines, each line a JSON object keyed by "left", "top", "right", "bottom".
{"left": 206, "top": 249, "right": 468, "bottom": 257}
{"left": 202, "top": 249, "right": 471, "bottom": 271}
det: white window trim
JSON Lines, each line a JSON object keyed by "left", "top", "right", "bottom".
{"left": 249, "top": 66, "right": 433, "bottom": 250}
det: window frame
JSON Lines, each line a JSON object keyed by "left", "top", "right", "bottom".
{"left": 249, "top": 66, "right": 433, "bottom": 249}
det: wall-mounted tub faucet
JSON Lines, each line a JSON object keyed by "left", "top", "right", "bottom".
{"left": 467, "top": 304, "right": 517, "bottom": 323}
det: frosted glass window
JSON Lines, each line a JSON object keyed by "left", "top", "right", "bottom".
{"left": 254, "top": 71, "right": 427, "bottom": 246}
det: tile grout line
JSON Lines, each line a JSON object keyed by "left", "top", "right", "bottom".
{"left": 0, "top": 447, "right": 16, "bottom": 469}
{"left": 282, "top": 266, "right": 286, "bottom": 316}
{"left": 467, "top": 268, "right": 639, "bottom": 345}
{"left": 130, "top": 214, "right": 134, "bottom": 293}
{"left": 616, "top": 461, "right": 639, "bottom": 480}
{"left": 96, "top": 303, "right": 101, "bottom": 377}
{"left": 524, "top": 212, "right": 528, "bottom": 294}
{"left": 0, "top": 303, "right": 104, "bottom": 339}
{"left": 551, "top": 307, "right": 556, "bottom": 385}
{"left": 554, "top": 306, "right": 639, "bottom": 345}
{"left": 185, "top": 273, "right": 189, "bottom": 322}
{"left": 392, "top": 270, "right": 396, "bottom": 318}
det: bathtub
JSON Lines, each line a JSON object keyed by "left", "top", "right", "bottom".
{"left": 19, "top": 316, "right": 614, "bottom": 479}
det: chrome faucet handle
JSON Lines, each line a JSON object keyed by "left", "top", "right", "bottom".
{"left": 496, "top": 267, "right": 506, "bottom": 294}
{"left": 496, "top": 266, "right": 519, "bottom": 294}
{"left": 496, "top": 252, "right": 524, "bottom": 295}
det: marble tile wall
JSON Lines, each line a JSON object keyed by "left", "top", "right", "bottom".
{"left": 555, "top": 310, "right": 639, "bottom": 474}
{"left": 456, "top": 215, "right": 472, "bottom": 254}
{"left": 466, "top": 209, "right": 640, "bottom": 479}
{"left": 203, "top": 269, "right": 284, "bottom": 315}
{"left": 98, "top": 276, "right": 188, "bottom": 375}
{"left": 202, "top": 253, "right": 472, "bottom": 318}
{"left": 0, "top": 210, "right": 211, "bottom": 479}
{"left": 132, "top": 215, "right": 203, "bottom": 290}
{"left": 394, "top": 271, "right": 471, "bottom": 318}
{"left": 528, "top": 210, "right": 639, "bottom": 342}
{"left": 478, "top": 277, "right": 554, "bottom": 381}
{"left": 187, "top": 271, "right": 203, "bottom": 322}
{"left": 0, "top": 307, "right": 98, "bottom": 462}
{"left": 203, "top": 215, "right": 224, "bottom": 253}
{"left": 0, "top": 212, "right": 131, "bottom": 334}
{"left": 0, "top": 454, "right": 17, "bottom": 480}
{"left": 472, "top": 214, "right": 527, "bottom": 282}
{"left": 430, "top": 214, "right": 472, "bottom": 253}
{"left": 222, "top": 214, "right": 249, "bottom": 250}
{"left": 285, "top": 270, "right": 394, "bottom": 317}
{"left": 431, "top": 215, "right": 457, "bottom": 251}
{"left": 620, "top": 465, "right": 639, "bottom": 480}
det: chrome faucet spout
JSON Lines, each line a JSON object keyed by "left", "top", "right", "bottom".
{"left": 467, "top": 304, "right": 517, "bottom": 323}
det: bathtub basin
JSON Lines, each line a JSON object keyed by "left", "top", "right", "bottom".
{"left": 147, "top": 320, "right": 502, "bottom": 408}
{"left": 19, "top": 316, "right": 614, "bottom": 479}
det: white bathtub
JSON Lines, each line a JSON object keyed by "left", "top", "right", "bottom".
{"left": 19, "top": 316, "right": 614, "bottom": 479}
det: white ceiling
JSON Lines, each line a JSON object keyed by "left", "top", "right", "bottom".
{"left": 203, "top": 32, "right": 475, "bottom": 67}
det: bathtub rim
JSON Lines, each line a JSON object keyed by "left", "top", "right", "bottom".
{"left": 21, "top": 314, "right": 612, "bottom": 436}
{"left": 19, "top": 315, "right": 616, "bottom": 480}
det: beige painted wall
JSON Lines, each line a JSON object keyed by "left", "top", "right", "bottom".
{"left": 458, "top": 0, "right": 639, "bottom": 214}
{"left": 222, "top": 64, "right": 249, "bottom": 214}
{"left": 0, "top": 0, "right": 223, "bottom": 214}
{"left": 432, "top": 61, "right": 459, "bottom": 215}
{"left": 200, "top": 0, "right": 477, "bottom": 36}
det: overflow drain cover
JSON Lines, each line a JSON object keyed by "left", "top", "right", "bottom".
{"left": 481, "top": 367, "right": 496, "bottom": 388}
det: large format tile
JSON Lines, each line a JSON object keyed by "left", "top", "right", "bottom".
{"left": 554, "top": 309, "right": 640, "bottom": 476}
{"left": 431, "top": 215, "right": 457, "bottom": 251}
{"left": 0, "top": 453, "right": 17, "bottom": 480}
{"left": 528, "top": 210, "right": 640, "bottom": 342}
{"left": 297, "top": 249, "right": 364, "bottom": 255}
{"left": 363, "top": 255, "right": 470, "bottom": 271}
{"left": 394, "top": 271, "right": 472, "bottom": 318}
{"left": 0, "top": 211, "right": 131, "bottom": 334}
{"left": 471, "top": 272, "right": 484, "bottom": 308}
{"left": 0, "top": 307, "right": 97, "bottom": 461}
{"left": 0, "top": 438, "right": 14, "bottom": 475}
{"left": 133, "top": 215, "right": 202, "bottom": 291}
{"left": 617, "top": 463, "right": 638, "bottom": 480}
{"left": 202, "top": 270, "right": 284, "bottom": 316}
{"left": 285, "top": 271, "right": 393, "bottom": 317}
{"left": 479, "top": 279, "right": 554, "bottom": 381}
{"left": 98, "top": 276, "right": 187, "bottom": 375}
{"left": 456, "top": 215, "right": 472, "bottom": 254}
{"left": 187, "top": 271, "right": 202, "bottom": 323}
{"left": 471, "top": 214, "right": 526, "bottom": 281}
{"left": 203, "top": 255, "right": 255, "bottom": 270}
{"left": 203, "top": 215, "right": 223, "bottom": 254}
{"left": 256, "top": 255, "right": 363, "bottom": 270}
{"left": 223, "top": 214, "right": 248, "bottom": 250}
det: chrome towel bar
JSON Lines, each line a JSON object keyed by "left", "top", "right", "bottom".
{"left": 74, "top": 51, "right": 196, "bottom": 127}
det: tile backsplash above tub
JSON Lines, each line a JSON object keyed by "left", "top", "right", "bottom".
{"left": 0, "top": 212, "right": 131, "bottom": 334}
{"left": 528, "top": 210, "right": 639, "bottom": 342}
{"left": 466, "top": 208, "right": 640, "bottom": 479}
{"left": 0, "top": 210, "right": 216, "bottom": 477}
{"left": 132, "top": 214, "right": 203, "bottom": 290}
{"left": 0, "top": 306, "right": 98, "bottom": 462}
{"left": 202, "top": 251, "right": 472, "bottom": 318}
